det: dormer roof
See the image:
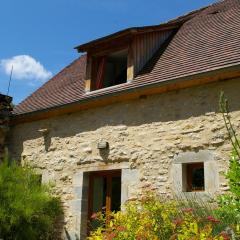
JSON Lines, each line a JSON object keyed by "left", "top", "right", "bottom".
{"left": 75, "top": 6, "right": 201, "bottom": 53}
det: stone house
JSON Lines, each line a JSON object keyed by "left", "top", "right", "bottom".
{"left": 6, "top": 0, "right": 240, "bottom": 239}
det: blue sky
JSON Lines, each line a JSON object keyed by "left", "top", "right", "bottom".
{"left": 0, "top": 0, "right": 216, "bottom": 104}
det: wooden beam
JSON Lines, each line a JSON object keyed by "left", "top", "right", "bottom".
{"left": 87, "top": 38, "right": 130, "bottom": 57}
{"left": 85, "top": 80, "right": 91, "bottom": 92}
{"left": 127, "top": 41, "right": 134, "bottom": 82}
{"left": 85, "top": 55, "right": 92, "bottom": 92}
{"left": 106, "top": 175, "right": 112, "bottom": 225}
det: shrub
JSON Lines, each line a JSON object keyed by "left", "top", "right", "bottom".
{"left": 88, "top": 195, "right": 177, "bottom": 240}
{"left": 0, "top": 155, "right": 62, "bottom": 240}
{"left": 87, "top": 195, "right": 231, "bottom": 240}
{"left": 216, "top": 148, "right": 240, "bottom": 231}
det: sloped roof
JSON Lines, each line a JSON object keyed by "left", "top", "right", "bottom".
{"left": 14, "top": 56, "right": 86, "bottom": 115}
{"left": 14, "top": 0, "right": 240, "bottom": 116}
{"left": 75, "top": 6, "right": 202, "bottom": 52}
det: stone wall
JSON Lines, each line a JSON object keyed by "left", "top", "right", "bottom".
{"left": 7, "top": 77, "right": 240, "bottom": 239}
{"left": 0, "top": 94, "right": 12, "bottom": 160}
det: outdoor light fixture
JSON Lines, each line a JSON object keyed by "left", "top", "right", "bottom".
{"left": 38, "top": 128, "right": 49, "bottom": 135}
{"left": 97, "top": 139, "right": 109, "bottom": 149}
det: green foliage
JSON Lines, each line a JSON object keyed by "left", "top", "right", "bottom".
{"left": 226, "top": 150, "right": 240, "bottom": 200}
{"left": 217, "top": 92, "right": 240, "bottom": 232}
{"left": 0, "top": 155, "right": 62, "bottom": 240}
{"left": 88, "top": 195, "right": 231, "bottom": 240}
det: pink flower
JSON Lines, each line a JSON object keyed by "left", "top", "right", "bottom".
{"left": 90, "top": 212, "right": 98, "bottom": 220}
{"left": 206, "top": 215, "right": 220, "bottom": 223}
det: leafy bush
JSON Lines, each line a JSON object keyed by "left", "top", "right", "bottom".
{"left": 87, "top": 195, "right": 231, "bottom": 240}
{"left": 0, "top": 155, "right": 62, "bottom": 240}
{"left": 216, "top": 148, "right": 240, "bottom": 229}
{"left": 88, "top": 195, "right": 176, "bottom": 240}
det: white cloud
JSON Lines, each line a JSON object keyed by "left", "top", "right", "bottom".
{"left": 0, "top": 55, "right": 52, "bottom": 84}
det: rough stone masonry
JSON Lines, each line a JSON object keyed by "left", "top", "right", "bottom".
{"left": 0, "top": 94, "right": 12, "bottom": 161}
{"left": 7, "top": 77, "right": 240, "bottom": 239}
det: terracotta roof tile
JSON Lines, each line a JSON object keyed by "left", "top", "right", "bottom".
{"left": 13, "top": 0, "right": 240, "bottom": 115}
{"left": 14, "top": 56, "right": 86, "bottom": 114}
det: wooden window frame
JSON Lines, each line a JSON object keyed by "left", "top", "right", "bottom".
{"left": 88, "top": 170, "right": 121, "bottom": 228}
{"left": 85, "top": 41, "right": 134, "bottom": 92}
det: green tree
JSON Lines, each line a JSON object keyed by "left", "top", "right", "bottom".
{"left": 0, "top": 155, "right": 62, "bottom": 240}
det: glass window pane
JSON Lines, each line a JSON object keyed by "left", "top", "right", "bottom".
{"left": 192, "top": 167, "right": 204, "bottom": 190}
{"left": 111, "top": 176, "right": 121, "bottom": 212}
{"left": 92, "top": 177, "right": 106, "bottom": 213}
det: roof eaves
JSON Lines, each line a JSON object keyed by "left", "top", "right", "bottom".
{"left": 11, "top": 62, "right": 240, "bottom": 123}
{"left": 74, "top": 28, "right": 137, "bottom": 52}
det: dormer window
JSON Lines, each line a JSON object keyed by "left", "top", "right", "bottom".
{"left": 91, "top": 49, "right": 128, "bottom": 91}
{"left": 75, "top": 26, "right": 176, "bottom": 92}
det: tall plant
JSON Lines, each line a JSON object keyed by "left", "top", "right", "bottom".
{"left": 0, "top": 154, "right": 62, "bottom": 240}
{"left": 219, "top": 92, "right": 240, "bottom": 199}
{"left": 218, "top": 92, "right": 240, "bottom": 235}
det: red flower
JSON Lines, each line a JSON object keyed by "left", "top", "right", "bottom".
{"left": 206, "top": 215, "right": 220, "bottom": 223}
{"left": 172, "top": 218, "right": 184, "bottom": 226}
{"left": 116, "top": 225, "right": 126, "bottom": 232}
{"left": 136, "top": 234, "right": 144, "bottom": 240}
{"left": 219, "top": 231, "right": 230, "bottom": 240}
{"left": 182, "top": 208, "right": 193, "bottom": 213}
{"left": 105, "top": 232, "right": 117, "bottom": 240}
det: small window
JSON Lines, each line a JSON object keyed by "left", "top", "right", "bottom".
{"left": 92, "top": 49, "right": 128, "bottom": 90}
{"left": 183, "top": 163, "right": 205, "bottom": 192}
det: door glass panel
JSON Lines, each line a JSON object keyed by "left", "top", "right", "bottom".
{"left": 92, "top": 177, "right": 106, "bottom": 213}
{"left": 91, "top": 177, "right": 107, "bottom": 230}
{"left": 111, "top": 176, "right": 121, "bottom": 212}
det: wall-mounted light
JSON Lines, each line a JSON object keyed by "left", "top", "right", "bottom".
{"left": 38, "top": 128, "right": 49, "bottom": 136}
{"left": 97, "top": 139, "right": 109, "bottom": 150}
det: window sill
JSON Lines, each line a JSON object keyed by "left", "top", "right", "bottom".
{"left": 85, "top": 81, "right": 132, "bottom": 95}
